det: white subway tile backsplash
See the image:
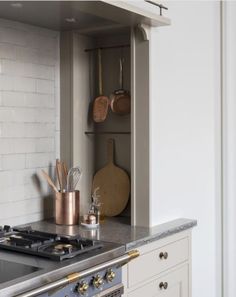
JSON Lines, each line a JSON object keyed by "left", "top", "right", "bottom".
{"left": 0, "top": 43, "right": 16, "bottom": 60}
{"left": 0, "top": 27, "right": 27, "bottom": 46}
{"left": 1, "top": 123, "right": 27, "bottom": 137}
{"left": 26, "top": 34, "right": 57, "bottom": 51}
{"left": 36, "top": 138, "right": 55, "bottom": 152}
{"left": 38, "top": 52, "right": 57, "bottom": 67}
{"left": 1, "top": 123, "right": 55, "bottom": 138}
{"left": 0, "top": 74, "right": 14, "bottom": 90}
{"left": 25, "top": 93, "right": 55, "bottom": 108}
{"left": 0, "top": 184, "right": 42, "bottom": 204}
{"left": 13, "top": 76, "right": 36, "bottom": 92}
{"left": 0, "top": 107, "right": 55, "bottom": 123}
{"left": 0, "top": 212, "right": 46, "bottom": 227}
{"left": 0, "top": 170, "right": 25, "bottom": 189}
{"left": 36, "top": 79, "right": 54, "bottom": 94}
{"left": 2, "top": 154, "right": 26, "bottom": 170}
{"left": 16, "top": 46, "right": 39, "bottom": 64}
{"left": 25, "top": 63, "right": 55, "bottom": 80}
{"left": 1, "top": 60, "right": 23, "bottom": 76}
{"left": 55, "top": 131, "right": 60, "bottom": 159}
{"left": 0, "top": 18, "right": 59, "bottom": 225}
{"left": 1, "top": 92, "right": 55, "bottom": 108}
{"left": 56, "top": 115, "right": 60, "bottom": 131}
{"left": 26, "top": 123, "right": 55, "bottom": 138}
{"left": 0, "top": 108, "right": 15, "bottom": 122}
{"left": 1, "top": 60, "right": 55, "bottom": 80}
{"left": 0, "top": 187, "right": 26, "bottom": 203}
{"left": 25, "top": 153, "right": 54, "bottom": 169}
{"left": 0, "top": 138, "right": 36, "bottom": 154}
{"left": 0, "top": 198, "right": 43, "bottom": 219}
{"left": 1, "top": 91, "right": 25, "bottom": 106}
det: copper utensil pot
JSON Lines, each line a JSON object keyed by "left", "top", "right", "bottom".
{"left": 55, "top": 191, "right": 80, "bottom": 225}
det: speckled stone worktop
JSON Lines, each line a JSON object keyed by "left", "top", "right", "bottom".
{"left": 0, "top": 218, "right": 196, "bottom": 296}
{"left": 27, "top": 217, "right": 197, "bottom": 250}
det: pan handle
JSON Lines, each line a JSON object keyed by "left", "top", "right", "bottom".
{"left": 98, "top": 49, "right": 103, "bottom": 95}
{"left": 119, "top": 58, "right": 124, "bottom": 90}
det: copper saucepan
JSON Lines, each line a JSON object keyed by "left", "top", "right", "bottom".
{"left": 110, "top": 58, "right": 131, "bottom": 115}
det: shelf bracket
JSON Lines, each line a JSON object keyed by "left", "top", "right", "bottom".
{"left": 137, "top": 23, "right": 151, "bottom": 41}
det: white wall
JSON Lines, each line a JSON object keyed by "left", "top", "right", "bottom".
{"left": 0, "top": 19, "right": 60, "bottom": 226}
{"left": 223, "top": 2, "right": 236, "bottom": 297}
{"left": 149, "top": 2, "right": 221, "bottom": 297}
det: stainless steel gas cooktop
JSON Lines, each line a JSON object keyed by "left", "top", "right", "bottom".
{"left": 0, "top": 225, "right": 103, "bottom": 261}
{"left": 0, "top": 259, "right": 40, "bottom": 285}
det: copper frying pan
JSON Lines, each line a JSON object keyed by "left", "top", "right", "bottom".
{"left": 93, "top": 49, "right": 109, "bottom": 123}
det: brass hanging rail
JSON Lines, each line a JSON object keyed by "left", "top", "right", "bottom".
{"left": 145, "top": 1, "right": 168, "bottom": 16}
{"left": 85, "top": 131, "right": 131, "bottom": 135}
{"left": 84, "top": 44, "right": 130, "bottom": 52}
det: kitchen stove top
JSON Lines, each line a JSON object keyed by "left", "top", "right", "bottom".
{"left": 0, "top": 225, "right": 103, "bottom": 261}
{"left": 0, "top": 259, "right": 40, "bottom": 285}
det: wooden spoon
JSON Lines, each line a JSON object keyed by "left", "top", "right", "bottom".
{"left": 56, "top": 159, "right": 62, "bottom": 191}
{"left": 110, "top": 58, "right": 131, "bottom": 115}
{"left": 93, "top": 49, "right": 109, "bottom": 123}
{"left": 41, "top": 170, "right": 58, "bottom": 193}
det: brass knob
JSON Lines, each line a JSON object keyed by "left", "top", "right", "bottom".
{"left": 159, "top": 282, "right": 168, "bottom": 290}
{"left": 93, "top": 275, "right": 103, "bottom": 288}
{"left": 106, "top": 269, "right": 116, "bottom": 282}
{"left": 76, "top": 281, "right": 89, "bottom": 295}
{"left": 159, "top": 251, "right": 168, "bottom": 260}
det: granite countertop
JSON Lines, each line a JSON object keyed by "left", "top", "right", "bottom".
{"left": 0, "top": 217, "right": 197, "bottom": 296}
{"left": 28, "top": 217, "right": 197, "bottom": 250}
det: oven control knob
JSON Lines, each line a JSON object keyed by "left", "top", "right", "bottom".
{"left": 106, "top": 269, "right": 116, "bottom": 282}
{"left": 93, "top": 275, "right": 103, "bottom": 288}
{"left": 76, "top": 281, "right": 89, "bottom": 295}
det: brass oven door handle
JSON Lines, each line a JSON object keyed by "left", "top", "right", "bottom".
{"left": 15, "top": 250, "right": 140, "bottom": 297}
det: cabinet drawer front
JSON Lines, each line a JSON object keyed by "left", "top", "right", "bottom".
{"left": 128, "top": 264, "right": 188, "bottom": 297}
{"left": 128, "top": 237, "right": 189, "bottom": 288}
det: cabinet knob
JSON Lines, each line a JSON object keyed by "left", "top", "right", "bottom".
{"left": 159, "top": 281, "right": 168, "bottom": 290}
{"left": 159, "top": 251, "right": 168, "bottom": 260}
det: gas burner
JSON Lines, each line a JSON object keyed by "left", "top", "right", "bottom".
{"left": 0, "top": 226, "right": 103, "bottom": 261}
{"left": 39, "top": 243, "right": 76, "bottom": 255}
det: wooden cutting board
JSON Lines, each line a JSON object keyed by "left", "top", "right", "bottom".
{"left": 92, "top": 139, "right": 130, "bottom": 217}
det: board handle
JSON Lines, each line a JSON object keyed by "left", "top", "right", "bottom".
{"left": 98, "top": 49, "right": 103, "bottom": 96}
{"left": 107, "top": 138, "right": 114, "bottom": 164}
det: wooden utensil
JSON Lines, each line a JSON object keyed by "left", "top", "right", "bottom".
{"left": 41, "top": 170, "right": 58, "bottom": 193}
{"left": 110, "top": 58, "right": 131, "bottom": 115}
{"left": 56, "top": 159, "right": 68, "bottom": 191}
{"left": 93, "top": 49, "right": 109, "bottom": 123}
{"left": 92, "top": 139, "right": 130, "bottom": 217}
{"left": 56, "top": 159, "right": 64, "bottom": 191}
{"left": 62, "top": 161, "right": 68, "bottom": 179}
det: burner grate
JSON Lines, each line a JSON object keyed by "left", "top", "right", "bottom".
{"left": 0, "top": 226, "right": 103, "bottom": 261}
